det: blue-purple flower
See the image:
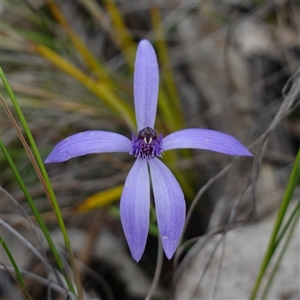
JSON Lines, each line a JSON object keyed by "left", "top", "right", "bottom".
{"left": 45, "top": 40, "right": 252, "bottom": 262}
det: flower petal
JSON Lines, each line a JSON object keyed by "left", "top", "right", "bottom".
{"left": 149, "top": 158, "right": 185, "bottom": 259}
{"left": 120, "top": 159, "right": 150, "bottom": 262}
{"left": 163, "top": 129, "right": 253, "bottom": 156}
{"left": 45, "top": 131, "right": 131, "bottom": 163}
{"left": 134, "top": 40, "right": 159, "bottom": 131}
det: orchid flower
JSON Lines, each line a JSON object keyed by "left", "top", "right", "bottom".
{"left": 45, "top": 40, "right": 252, "bottom": 262}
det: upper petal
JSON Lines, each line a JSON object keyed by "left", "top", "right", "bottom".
{"left": 45, "top": 131, "right": 131, "bottom": 163}
{"left": 149, "top": 158, "right": 186, "bottom": 259}
{"left": 134, "top": 40, "right": 159, "bottom": 131}
{"left": 120, "top": 159, "right": 150, "bottom": 262}
{"left": 163, "top": 129, "right": 253, "bottom": 156}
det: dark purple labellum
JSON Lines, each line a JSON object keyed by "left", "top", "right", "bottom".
{"left": 130, "top": 127, "right": 163, "bottom": 160}
{"left": 138, "top": 127, "right": 157, "bottom": 144}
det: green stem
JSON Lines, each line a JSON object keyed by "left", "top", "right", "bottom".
{"left": 249, "top": 147, "right": 300, "bottom": 299}
{"left": 145, "top": 237, "right": 163, "bottom": 300}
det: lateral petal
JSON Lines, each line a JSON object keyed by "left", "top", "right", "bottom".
{"left": 163, "top": 129, "right": 253, "bottom": 156}
{"left": 134, "top": 40, "right": 159, "bottom": 131}
{"left": 149, "top": 158, "right": 186, "bottom": 259}
{"left": 120, "top": 159, "right": 150, "bottom": 262}
{"left": 45, "top": 131, "right": 131, "bottom": 163}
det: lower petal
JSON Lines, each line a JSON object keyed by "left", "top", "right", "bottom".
{"left": 149, "top": 158, "right": 186, "bottom": 259}
{"left": 120, "top": 159, "right": 150, "bottom": 262}
{"left": 163, "top": 129, "right": 253, "bottom": 156}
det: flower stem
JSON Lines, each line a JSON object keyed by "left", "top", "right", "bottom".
{"left": 145, "top": 236, "right": 163, "bottom": 300}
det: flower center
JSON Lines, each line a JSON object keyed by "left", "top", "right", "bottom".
{"left": 130, "top": 127, "right": 164, "bottom": 160}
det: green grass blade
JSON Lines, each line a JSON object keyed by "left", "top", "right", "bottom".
{"left": 0, "top": 68, "right": 77, "bottom": 295}
{"left": 274, "top": 199, "right": 300, "bottom": 248}
{"left": 260, "top": 201, "right": 300, "bottom": 298}
{"left": 0, "top": 139, "right": 74, "bottom": 293}
{"left": 0, "top": 236, "right": 29, "bottom": 299}
{"left": 249, "top": 147, "right": 300, "bottom": 299}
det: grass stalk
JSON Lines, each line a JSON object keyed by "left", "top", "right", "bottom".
{"left": 249, "top": 147, "right": 300, "bottom": 299}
